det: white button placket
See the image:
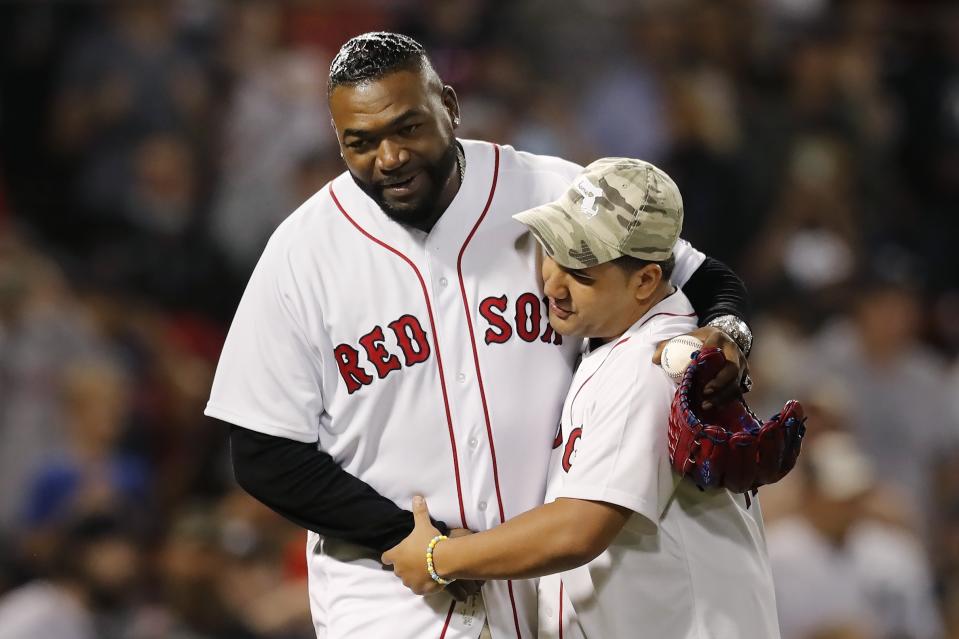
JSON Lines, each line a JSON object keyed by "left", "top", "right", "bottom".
{"left": 424, "top": 227, "right": 497, "bottom": 530}
{"left": 421, "top": 238, "right": 465, "bottom": 522}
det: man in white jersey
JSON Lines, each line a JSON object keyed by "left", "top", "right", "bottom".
{"left": 207, "top": 33, "right": 755, "bottom": 638}
{"left": 383, "top": 158, "right": 779, "bottom": 639}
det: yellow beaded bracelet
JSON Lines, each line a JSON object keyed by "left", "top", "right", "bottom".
{"left": 426, "top": 535, "right": 454, "bottom": 586}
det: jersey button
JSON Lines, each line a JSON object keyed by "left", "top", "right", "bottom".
{"left": 456, "top": 372, "right": 466, "bottom": 383}
{"left": 439, "top": 277, "right": 449, "bottom": 287}
{"left": 478, "top": 501, "right": 487, "bottom": 511}
{"left": 468, "top": 437, "right": 478, "bottom": 449}
{"left": 544, "top": 606, "right": 553, "bottom": 618}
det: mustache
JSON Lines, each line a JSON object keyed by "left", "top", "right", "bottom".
{"left": 376, "top": 172, "right": 419, "bottom": 187}
{"left": 350, "top": 140, "right": 459, "bottom": 222}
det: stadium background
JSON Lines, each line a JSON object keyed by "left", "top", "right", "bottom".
{"left": 0, "top": 1, "right": 957, "bottom": 637}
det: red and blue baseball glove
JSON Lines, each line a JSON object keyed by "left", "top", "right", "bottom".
{"left": 667, "top": 347, "right": 806, "bottom": 494}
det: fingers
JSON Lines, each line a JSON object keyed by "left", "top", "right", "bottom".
{"left": 446, "top": 579, "right": 483, "bottom": 601}
{"left": 381, "top": 550, "right": 394, "bottom": 566}
{"left": 446, "top": 582, "right": 470, "bottom": 602}
{"left": 698, "top": 326, "right": 727, "bottom": 349}
{"left": 702, "top": 361, "right": 748, "bottom": 409}
{"left": 410, "top": 581, "right": 442, "bottom": 596}
{"left": 398, "top": 578, "right": 442, "bottom": 596}
{"left": 698, "top": 328, "right": 746, "bottom": 409}
{"left": 703, "top": 361, "right": 736, "bottom": 397}
{"left": 411, "top": 495, "right": 432, "bottom": 528}
{"left": 651, "top": 339, "right": 667, "bottom": 365}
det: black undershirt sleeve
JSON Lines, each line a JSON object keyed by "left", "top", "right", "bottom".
{"left": 228, "top": 423, "right": 449, "bottom": 554}
{"left": 680, "top": 256, "right": 750, "bottom": 327}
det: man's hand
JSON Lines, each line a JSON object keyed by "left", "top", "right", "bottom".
{"left": 382, "top": 497, "right": 481, "bottom": 599}
{"left": 653, "top": 325, "right": 748, "bottom": 409}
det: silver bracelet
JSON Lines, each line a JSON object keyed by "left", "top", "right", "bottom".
{"left": 706, "top": 314, "right": 753, "bottom": 356}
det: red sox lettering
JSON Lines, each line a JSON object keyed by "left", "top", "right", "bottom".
{"left": 334, "top": 292, "right": 564, "bottom": 393}
{"left": 478, "top": 293, "right": 563, "bottom": 346}
{"left": 334, "top": 314, "right": 431, "bottom": 393}
{"left": 562, "top": 427, "right": 583, "bottom": 472}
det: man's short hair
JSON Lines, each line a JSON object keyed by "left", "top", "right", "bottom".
{"left": 328, "top": 32, "right": 431, "bottom": 93}
{"left": 611, "top": 254, "right": 676, "bottom": 281}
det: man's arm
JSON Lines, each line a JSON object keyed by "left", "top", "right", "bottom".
{"left": 382, "top": 496, "right": 630, "bottom": 594}
{"left": 229, "top": 424, "right": 449, "bottom": 554}
{"left": 682, "top": 256, "right": 750, "bottom": 328}
{"left": 673, "top": 256, "right": 752, "bottom": 406}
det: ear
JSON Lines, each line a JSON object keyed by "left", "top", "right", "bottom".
{"left": 632, "top": 264, "right": 663, "bottom": 302}
{"left": 329, "top": 117, "right": 345, "bottom": 158}
{"left": 442, "top": 85, "right": 461, "bottom": 129}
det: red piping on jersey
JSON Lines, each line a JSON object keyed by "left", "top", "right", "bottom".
{"left": 329, "top": 184, "right": 469, "bottom": 531}
{"left": 648, "top": 311, "right": 699, "bottom": 320}
{"left": 438, "top": 600, "right": 456, "bottom": 639}
{"left": 559, "top": 581, "right": 565, "bottom": 639}
{"left": 566, "top": 310, "right": 696, "bottom": 424}
{"left": 455, "top": 145, "right": 524, "bottom": 638}
{"left": 566, "top": 336, "right": 632, "bottom": 425}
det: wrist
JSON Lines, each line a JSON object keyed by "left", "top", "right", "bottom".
{"left": 426, "top": 535, "right": 455, "bottom": 586}
{"left": 706, "top": 314, "right": 753, "bottom": 356}
{"left": 431, "top": 536, "right": 453, "bottom": 578}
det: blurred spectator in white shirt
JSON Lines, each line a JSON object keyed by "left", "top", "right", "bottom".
{"left": 805, "top": 262, "right": 959, "bottom": 532}
{"left": 0, "top": 515, "right": 142, "bottom": 639}
{"left": 769, "top": 432, "right": 944, "bottom": 639}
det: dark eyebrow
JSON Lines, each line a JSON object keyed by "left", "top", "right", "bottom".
{"left": 342, "top": 109, "right": 424, "bottom": 139}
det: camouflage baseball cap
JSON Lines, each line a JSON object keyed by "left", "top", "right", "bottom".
{"left": 513, "top": 158, "right": 683, "bottom": 269}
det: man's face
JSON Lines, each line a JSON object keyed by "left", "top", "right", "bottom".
{"left": 542, "top": 256, "right": 645, "bottom": 341}
{"left": 81, "top": 537, "right": 141, "bottom": 611}
{"left": 329, "top": 67, "right": 459, "bottom": 226}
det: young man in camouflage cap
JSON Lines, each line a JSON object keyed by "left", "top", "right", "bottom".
{"left": 383, "top": 158, "right": 779, "bottom": 639}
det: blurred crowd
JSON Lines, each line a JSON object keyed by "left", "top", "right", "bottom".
{"left": 0, "top": 1, "right": 958, "bottom": 638}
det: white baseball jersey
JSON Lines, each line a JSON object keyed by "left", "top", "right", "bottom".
{"left": 206, "top": 139, "right": 706, "bottom": 639}
{"left": 538, "top": 291, "right": 780, "bottom": 639}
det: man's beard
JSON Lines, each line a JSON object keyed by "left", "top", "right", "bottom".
{"left": 351, "top": 141, "right": 459, "bottom": 228}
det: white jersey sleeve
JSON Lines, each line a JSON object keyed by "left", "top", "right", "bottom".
{"left": 669, "top": 238, "right": 706, "bottom": 289}
{"left": 556, "top": 350, "right": 676, "bottom": 530}
{"left": 205, "top": 225, "right": 324, "bottom": 443}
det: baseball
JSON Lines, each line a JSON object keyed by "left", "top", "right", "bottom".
{"left": 661, "top": 335, "right": 704, "bottom": 381}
